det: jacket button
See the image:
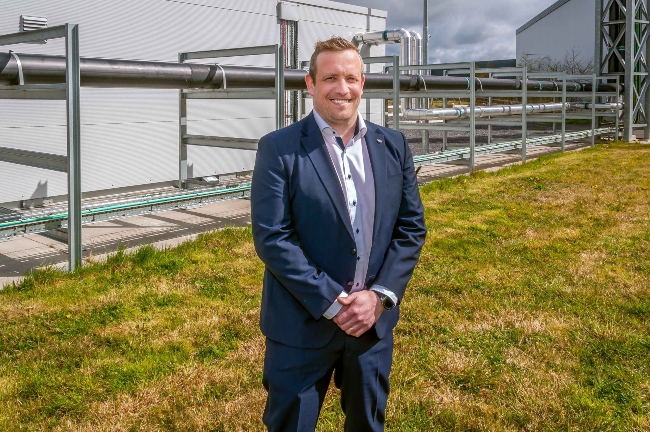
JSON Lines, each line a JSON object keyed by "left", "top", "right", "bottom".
{"left": 350, "top": 248, "right": 357, "bottom": 255}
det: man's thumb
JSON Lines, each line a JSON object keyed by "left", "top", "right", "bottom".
{"left": 337, "top": 293, "right": 353, "bottom": 305}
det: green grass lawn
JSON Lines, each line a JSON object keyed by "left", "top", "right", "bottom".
{"left": 1, "top": 142, "right": 649, "bottom": 431}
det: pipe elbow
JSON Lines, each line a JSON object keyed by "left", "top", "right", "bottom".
{"left": 393, "top": 28, "right": 411, "bottom": 41}
{"left": 352, "top": 33, "right": 364, "bottom": 48}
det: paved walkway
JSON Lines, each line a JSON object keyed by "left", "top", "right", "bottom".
{"left": 0, "top": 138, "right": 605, "bottom": 289}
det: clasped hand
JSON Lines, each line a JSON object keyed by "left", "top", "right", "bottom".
{"left": 332, "top": 290, "right": 383, "bottom": 337}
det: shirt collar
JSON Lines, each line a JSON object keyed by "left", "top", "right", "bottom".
{"left": 312, "top": 110, "right": 367, "bottom": 142}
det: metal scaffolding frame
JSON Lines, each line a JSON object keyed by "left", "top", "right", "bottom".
{"left": 0, "top": 24, "right": 82, "bottom": 271}
{"left": 178, "top": 45, "right": 285, "bottom": 189}
{"left": 597, "top": 0, "right": 650, "bottom": 141}
{"left": 0, "top": 43, "right": 620, "bottom": 268}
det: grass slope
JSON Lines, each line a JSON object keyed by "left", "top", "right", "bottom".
{"left": 1, "top": 143, "right": 649, "bottom": 431}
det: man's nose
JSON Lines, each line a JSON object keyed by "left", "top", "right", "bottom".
{"left": 334, "top": 78, "right": 349, "bottom": 94}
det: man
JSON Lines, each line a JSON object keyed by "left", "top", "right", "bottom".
{"left": 251, "top": 37, "right": 426, "bottom": 431}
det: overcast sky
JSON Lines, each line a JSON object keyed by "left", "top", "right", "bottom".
{"left": 340, "top": 0, "right": 558, "bottom": 63}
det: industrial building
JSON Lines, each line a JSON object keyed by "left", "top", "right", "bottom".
{"left": 516, "top": 0, "right": 595, "bottom": 69}
{"left": 0, "top": 0, "right": 387, "bottom": 206}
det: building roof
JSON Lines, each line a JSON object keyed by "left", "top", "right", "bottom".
{"left": 516, "top": 0, "right": 572, "bottom": 35}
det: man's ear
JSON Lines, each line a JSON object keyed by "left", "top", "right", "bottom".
{"left": 305, "top": 74, "right": 316, "bottom": 97}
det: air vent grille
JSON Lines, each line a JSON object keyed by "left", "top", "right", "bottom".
{"left": 19, "top": 15, "right": 48, "bottom": 43}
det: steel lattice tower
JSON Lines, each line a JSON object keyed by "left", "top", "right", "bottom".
{"left": 596, "top": 0, "right": 650, "bottom": 141}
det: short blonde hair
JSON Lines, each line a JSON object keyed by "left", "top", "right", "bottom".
{"left": 308, "top": 37, "right": 364, "bottom": 81}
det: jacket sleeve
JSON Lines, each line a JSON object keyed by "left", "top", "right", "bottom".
{"left": 372, "top": 133, "right": 427, "bottom": 301}
{"left": 251, "top": 134, "right": 344, "bottom": 320}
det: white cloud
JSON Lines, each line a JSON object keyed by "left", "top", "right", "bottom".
{"left": 339, "top": 0, "right": 558, "bottom": 62}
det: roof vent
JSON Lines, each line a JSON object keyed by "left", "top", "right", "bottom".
{"left": 19, "top": 15, "right": 48, "bottom": 43}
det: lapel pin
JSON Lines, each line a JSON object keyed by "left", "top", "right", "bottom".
{"left": 377, "top": 138, "right": 383, "bottom": 144}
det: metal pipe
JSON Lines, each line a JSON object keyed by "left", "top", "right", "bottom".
{"left": 569, "top": 102, "right": 622, "bottom": 110}
{"left": 353, "top": 28, "right": 417, "bottom": 111}
{"left": 400, "top": 31, "right": 413, "bottom": 73}
{"left": 352, "top": 29, "right": 412, "bottom": 47}
{"left": 411, "top": 31, "right": 423, "bottom": 72}
{"left": 0, "top": 52, "right": 621, "bottom": 92}
{"left": 403, "top": 102, "right": 622, "bottom": 121}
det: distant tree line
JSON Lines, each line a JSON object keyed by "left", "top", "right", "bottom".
{"left": 517, "top": 47, "right": 594, "bottom": 74}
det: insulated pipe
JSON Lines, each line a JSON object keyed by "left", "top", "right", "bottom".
{"left": 0, "top": 52, "right": 621, "bottom": 92}
{"left": 400, "top": 31, "right": 413, "bottom": 74}
{"left": 411, "top": 31, "right": 423, "bottom": 73}
{"left": 403, "top": 102, "right": 623, "bottom": 121}
{"left": 353, "top": 29, "right": 417, "bottom": 110}
{"left": 352, "top": 29, "right": 411, "bottom": 47}
{"left": 408, "top": 31, "right": 423, "bottom": 110}
{"left": 568, "top": 102, "right": 622, "bottom": 110}
{"left": 352, "top": 28, "right": 416, "bottom": 72}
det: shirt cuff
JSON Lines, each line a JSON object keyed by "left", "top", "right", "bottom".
{"left": 323, "top": 291, "right": 348, "bottom": 319}
{"left": 370, "top": 285, "right": 399, "bottom": 305}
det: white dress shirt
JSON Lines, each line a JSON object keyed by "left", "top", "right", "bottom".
{"left": 311, "top": 111, "right": 396, "bottom": 319}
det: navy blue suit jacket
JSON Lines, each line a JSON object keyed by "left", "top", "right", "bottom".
{"left": 251, "top": 112, "right": 426, "bottom": 349}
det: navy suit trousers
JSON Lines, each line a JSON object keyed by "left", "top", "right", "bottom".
{"left": 262, "top": 329, "right": 394, "bottom": 432}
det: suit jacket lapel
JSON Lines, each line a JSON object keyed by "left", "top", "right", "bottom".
{"left": 301, "top": 113, "right": 355, "bottom": 239}
{"left": 364, "top": 123, "right": 387, "bottom": 267}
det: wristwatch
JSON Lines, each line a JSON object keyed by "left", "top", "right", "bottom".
{"left": 375, "top": 291, "right": 396, "bottom": 311}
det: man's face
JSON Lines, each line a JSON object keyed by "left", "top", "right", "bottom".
{"left": 305, "top": 49, "right": 365, "bottom": 130}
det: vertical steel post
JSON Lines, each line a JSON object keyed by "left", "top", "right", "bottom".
{"left": 178, "top": 53, "right": 188, "bottom": 189}
{"left": 561, "top": 73, "right": 566, "bottom": 151}
{"left": 595, "top": 0, "right": 604, "bottom": 82}
{"left": 469, "top": 63, "right": 476, "bottom": 173}
{"left": 552, "top": 96, "right": 557, "bottom": 135}
{"left": 393, "top": 56, "right": 400, "bottom": 130}
{"left": 594, "top": 1, "right": 604, "bottom": 131}
{"left": 276, "top": 45, "right": 285, "bottom": 130}
{"left": 421, "top": 0, "right": 430, "bottom": 153}
{"left": 488, "top": 72, "right": 493, "bottom": 144}
{"left": 646, "top": 13, "right": 650, "bottom": 140}
{"left": 592, "top": 75, "right": 597, "bottom": 146}
{"left": 442, "top": 70, "right": 448, "bottom": 150}
{"left": 522, "top": 67, "right": 528, "bottom": 163}
{"left": 616, "top": 76, "right": 621, "bottom": 138}
{"left": 423, "top": 0, "right": 428, "bottom": 66}
{"left": 623, "top": 0, "right": 636, "bottom": 142}
{"left": 300, "top": 60, "right": 308, "bottom": 121}
{"left": 65, "top": 23, "right": 82, "bottom": 271}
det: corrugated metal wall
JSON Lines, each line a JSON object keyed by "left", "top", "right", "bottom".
{"left": 0, "top": 0, "right": 386, "bottom": 204}
{"left": 515, "top": 0, "right": 595, "bottom": 67}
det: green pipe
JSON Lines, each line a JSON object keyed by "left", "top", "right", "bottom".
{"left": 0, "top": 184, "right": 251, "bottom": 229}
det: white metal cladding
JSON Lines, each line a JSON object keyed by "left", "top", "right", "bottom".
{"left": 0, "top": 0, "right": 386, "bottom": 204}
{"left": 515, "top": 0, "right": 595, "bottom": 67}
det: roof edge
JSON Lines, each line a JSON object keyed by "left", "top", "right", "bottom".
{"left": 285, "top": 0, "right": 387, "bottom": 18}
{"left": 516, "top": 0, "right": 572, "bottom": 35}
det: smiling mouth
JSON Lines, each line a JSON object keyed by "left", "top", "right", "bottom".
{"left": 331, "top": 99, "right": 351, "bottom": 104}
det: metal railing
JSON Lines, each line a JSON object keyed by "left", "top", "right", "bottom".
{"left": 0, "top": 24, "right": 82, "bottom": 270}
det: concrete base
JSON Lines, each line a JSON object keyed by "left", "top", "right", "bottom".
{"left": 0, "top": 198, "right": 251, "bottom": 288}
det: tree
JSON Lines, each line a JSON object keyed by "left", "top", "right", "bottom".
{"left": 517, "top": 47, "right": 594, "bottom": 74}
